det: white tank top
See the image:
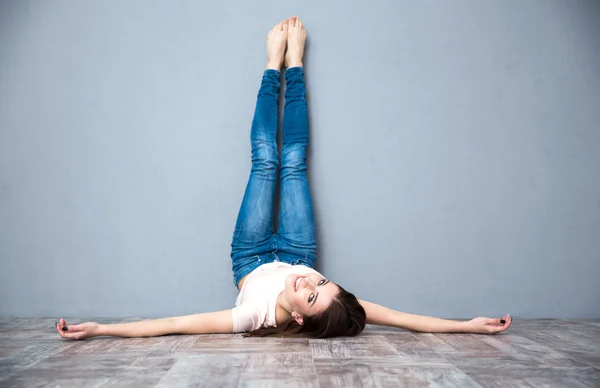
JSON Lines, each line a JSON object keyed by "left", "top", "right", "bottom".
{"left": 231, "top": 262, "right": 322, "bottom": 332}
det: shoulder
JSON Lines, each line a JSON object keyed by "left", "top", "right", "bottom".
{"left": 232, "top": 302, "right": 265, "bottom": 332}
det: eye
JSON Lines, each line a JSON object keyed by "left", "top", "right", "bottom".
{"left": 318, "top": 279, "right": 326, "bottom": 286}
{"left": 308, "top": 294, "right": 314, "bottom": 303}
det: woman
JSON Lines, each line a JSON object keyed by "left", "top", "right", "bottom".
{"left": 56, "top": 17, "right": 512, "bottom": 340}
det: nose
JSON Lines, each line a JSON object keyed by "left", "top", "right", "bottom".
{"left": 301, "top": 276, "right": 315, "bottom": 290}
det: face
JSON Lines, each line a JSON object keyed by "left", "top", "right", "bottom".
{"left": 283, "top": 272, "right": 339, "bottom": 325}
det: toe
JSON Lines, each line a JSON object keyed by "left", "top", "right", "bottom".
{"left": 290, "top": 16, "right": 297, "bottom": 26}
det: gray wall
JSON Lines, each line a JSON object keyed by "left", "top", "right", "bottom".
{"left": 1, "top": 0, "right": 599, "bottom": 319}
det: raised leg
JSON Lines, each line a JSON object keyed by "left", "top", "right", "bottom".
{"left": 230, "top": 20, "right": 288, "bottom": 284}
{"left": 277, "top": 17, "right": 317, "bottom": 259}
{"left": 231, "top": 70, "right": 280, "bottom": 251}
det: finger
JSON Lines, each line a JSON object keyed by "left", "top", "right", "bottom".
{"left": 505, "top": 316, "right": 513, "bottom": 328}
{"left": 59, "top": 318, "right": 70, "bottom": 331}
{"left": 56, "top": 322, "right": 75, "bottom": 338}
{"left": 57, "top": 319, "right": 84, "bottom": 333}
{"left": 58, "top": 329, "right": 82, "bottom": 339}
{"left": 64, "top": 323, "right": 85, "bottom": 332}
{"left": 491, "top": 317, "right": 513, "bottom": 333}
{"left": 489, "top": 314, "right": 511, "bottom": 326}
{"left": 56, "top": 320, "right": 68, "bottom": 333}
{"left": 499, "top": 315, "right": 512, "bottom": 326}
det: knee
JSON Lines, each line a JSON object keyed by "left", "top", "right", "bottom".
{"left": 251, "top": 141, "right": 278, "bottom": 172}
{"left": 281, "top": 145, "right": 306, "bottom": 171}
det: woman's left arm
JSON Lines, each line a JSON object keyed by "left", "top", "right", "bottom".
{"left": 358, "top": 299, "right": 512, "bottom": 334}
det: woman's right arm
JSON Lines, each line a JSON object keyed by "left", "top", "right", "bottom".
{"left": 55, "top": 309, "right": 234, "bottom": 340}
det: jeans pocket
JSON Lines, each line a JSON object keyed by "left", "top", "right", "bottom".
{"left": 233, "top": 254, "right": 261, "bottom": 272}
{"left": 294, "top": 253, "right": 315, "bottom": 268}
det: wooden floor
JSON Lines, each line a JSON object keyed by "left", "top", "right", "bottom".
{"left": 1, "top": 318, "right": 599, "bottom": 387}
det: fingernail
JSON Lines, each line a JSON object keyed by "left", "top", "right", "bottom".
{"left": 500, "top": 319, "right": 506, "bottom": 324}
{"left": 62, "top": 326, "right": 68, "bottom": 331}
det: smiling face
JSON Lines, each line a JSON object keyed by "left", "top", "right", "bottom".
{"left": 282, "top": 272, "right": 339, "bottom": 325}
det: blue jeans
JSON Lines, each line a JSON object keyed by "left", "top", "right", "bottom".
{"left": 230, "top": 67, "right": 317, "bottom": 287}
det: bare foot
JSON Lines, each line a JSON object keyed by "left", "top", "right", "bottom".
{"left": 285, "top": 16, "right": 306, "bottom": 68}
{"left": 265, "top": 20, "right": 288, "bottom": 70}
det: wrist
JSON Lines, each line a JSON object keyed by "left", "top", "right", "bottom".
{"left": 432, "top": 319, "right": 471, "bottom": 333}
{"left": 458, "top": 320, "right": 473, "bottom": 333}
{"left": 96, "top": 323, "right": 109, "bottom": 337}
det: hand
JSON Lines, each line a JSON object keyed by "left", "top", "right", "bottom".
{"left": 467, "top": 314, "right": 512, "bottom": 334}
{"left": 55, "top": 318, "right": 99, "bottom": 340}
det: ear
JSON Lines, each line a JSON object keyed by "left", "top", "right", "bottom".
{"left": 292, "top": 312, "right": 304, "bottom": 326}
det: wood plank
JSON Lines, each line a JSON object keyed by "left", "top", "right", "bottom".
{"left": 320, "top": 335, "right": 399, "bottom": 359}
{"left": 1, "top": 319, "right": 599, "bottom": 387}
{"left": 155, "top": 354, "right": 245, "bottom": 387}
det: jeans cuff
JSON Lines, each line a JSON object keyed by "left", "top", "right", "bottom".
{"left": 285, "top": 66, "right": 304, "bottom": 77}
{"left": 264, "top": 69, "right": 281, "bottom": 77}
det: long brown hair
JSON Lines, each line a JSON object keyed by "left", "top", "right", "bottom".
{"left": 243, "top": 284, "right": 366, "bottom": 338}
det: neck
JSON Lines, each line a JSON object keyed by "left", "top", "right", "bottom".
{"left": 275, "top": 291, "right": 292, "bottom": 325}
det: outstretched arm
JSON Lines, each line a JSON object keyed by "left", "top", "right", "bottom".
{"left": 358, "top": 300, "right": 511, "bottom": 334}
{"left": 55, "top": 310, "right": 233, "bottom": 340}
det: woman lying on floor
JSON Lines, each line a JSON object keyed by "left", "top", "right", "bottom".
{"left": 56, "top": 17, "right": 512, "bottom": 340}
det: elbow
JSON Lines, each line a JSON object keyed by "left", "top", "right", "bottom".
{"left": 170, "top": 317, "right": 190, "bottom": 335}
